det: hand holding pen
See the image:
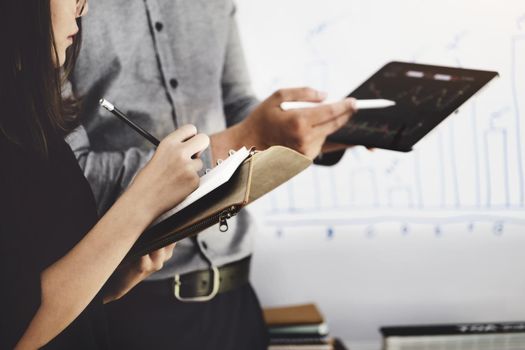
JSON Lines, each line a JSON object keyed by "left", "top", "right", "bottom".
{"left": 100, "top": 98, "right": 210, "bottom": 217}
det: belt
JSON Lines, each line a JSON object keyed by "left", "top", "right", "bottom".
{"left": 142, "top": 257, "right": 251, "bottom": 303}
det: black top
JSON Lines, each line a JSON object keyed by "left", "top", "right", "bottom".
{"left": 0, "top": 134, "right": 109, "bottom": 349}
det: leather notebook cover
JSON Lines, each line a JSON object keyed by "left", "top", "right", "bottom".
{"left": 126, "top": 146, "right": 311, "bottom": 261}
{"left": 263, "top": 303, "right": 325, "bottom": 327}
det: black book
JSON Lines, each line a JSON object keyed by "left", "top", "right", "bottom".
{"left": 381, "top": 321, "right": 525, "bottom": 337}
{"left": 269, "top": 337, "right": 330, "bottom": 346}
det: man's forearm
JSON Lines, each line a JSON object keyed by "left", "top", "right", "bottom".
{"left": 211, "top": 91, "right": 355, "bottom": 165}
{"left": 209, "top": 119, "right": 265, "bottom": 164}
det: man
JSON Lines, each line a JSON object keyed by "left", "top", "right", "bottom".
{"left": 68, "top": 0, "right": 355, "bottom": 349}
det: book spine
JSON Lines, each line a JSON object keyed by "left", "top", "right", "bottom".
{"left": 381, "top": 322, "right": 525, "bottom": 337}
{"left": 269, "top": 337, "right": 329, "bottom": 345}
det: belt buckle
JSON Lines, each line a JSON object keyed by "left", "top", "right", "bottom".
{"left": 173, "top": 266, "right": 220, "bottom": 302}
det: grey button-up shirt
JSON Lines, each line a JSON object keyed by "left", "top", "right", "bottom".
{"left": 68, "top": 0, "right": 260, "bottom": 279}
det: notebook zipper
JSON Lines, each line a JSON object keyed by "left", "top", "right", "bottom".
{"left": 218, "top": 206, "right": 239, "bottom": 232}
{"left": 187, "top": 206, "right": 240, "bottom": 237}
{"left": 131, "top": 149, "right": 260, "bottom": 260}
{"left": 191, "top": 148, "right": 254, "bottom": 233}
{"left": 130, "top": 206, "right": 241, "bottom": 261}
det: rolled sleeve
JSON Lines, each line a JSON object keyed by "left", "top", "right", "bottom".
{"left": 66, "top": 126, "right": 154, "bottom": 215}
{"left": 221, "top": 7, "right": 260, "bottom": 126}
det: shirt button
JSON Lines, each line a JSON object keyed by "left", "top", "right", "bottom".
{"left": 155, "top": 22, "right": 164, "bottom": 32}
{"left": 202, "top": 241, "right": 208, "bottom": 250}
{"left": 169, "top": 78, "right": 179, "bottom": 89}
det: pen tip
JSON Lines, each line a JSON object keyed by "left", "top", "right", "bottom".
{"left": 99, "top": 98, "right": 115, "bottom": 111}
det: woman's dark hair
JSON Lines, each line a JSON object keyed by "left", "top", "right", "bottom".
{"left": 0, "top": 1, "right": 82, "bottom": 156}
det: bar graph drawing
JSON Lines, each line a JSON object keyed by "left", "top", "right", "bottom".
{"left": 239, "top": 2, "right": 525, "bottom": 237}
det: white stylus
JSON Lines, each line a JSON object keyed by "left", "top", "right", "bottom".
{"left": 280, "top": 98, "right": 396, "bottom": 111}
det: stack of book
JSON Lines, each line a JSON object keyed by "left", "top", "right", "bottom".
{"left": 263, "top": 303, "right": 347, "bottom": 350}
{"left": 381, "top": 321, "right": 525, "bottom": 350}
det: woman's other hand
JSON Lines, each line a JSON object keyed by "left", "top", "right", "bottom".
{"left": 102, "top": 243, "right": 176, "bottom": 304}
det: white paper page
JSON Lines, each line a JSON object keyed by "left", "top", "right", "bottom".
{"left": 153, "top": 147, "right": 250, "bottom": 224}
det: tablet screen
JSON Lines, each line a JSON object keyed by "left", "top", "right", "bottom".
{"left": 328, "top": 61, "right": 498, "bottom": 151}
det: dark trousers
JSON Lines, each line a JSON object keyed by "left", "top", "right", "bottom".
{"left": 104, "top": 282, "right": 269, "bottom": 350}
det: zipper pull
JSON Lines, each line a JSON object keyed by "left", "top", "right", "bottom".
{"left": 219, "top": 211, "right": 230, "bottom": 232}
{"left": 218, "top": 206, "right": 238, "bottom": 233}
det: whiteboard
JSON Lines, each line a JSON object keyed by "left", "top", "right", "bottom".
{"left": 236, "top": 0, "right": 525, "bottom": 345}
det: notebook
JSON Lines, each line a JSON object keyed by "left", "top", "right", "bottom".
{"left": 125, "top": 145, "right": 312, "bottom": 261}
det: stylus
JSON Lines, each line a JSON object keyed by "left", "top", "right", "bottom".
{"left": 280, "top": 99, "right": 396, "bottom": 111}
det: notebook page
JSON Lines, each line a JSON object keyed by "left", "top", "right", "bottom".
{"left": 153, "top": 147, "right": 250, "bottom": 224}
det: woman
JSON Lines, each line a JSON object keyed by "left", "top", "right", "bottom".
{"left": 0, "top": 0, "right": 209, "bottom": 348}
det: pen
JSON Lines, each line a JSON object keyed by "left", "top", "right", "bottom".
{"left": 99, "top": 98, "right": 160, "bottom": 147}
{"left": 280, "top": 98, "right": 396, "bottom": 111}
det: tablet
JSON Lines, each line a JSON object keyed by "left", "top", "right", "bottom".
{"left": 327, "top": 61, "right": 499, "bottom": 152}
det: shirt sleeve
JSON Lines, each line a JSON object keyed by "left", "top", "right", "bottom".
{"left": 314, "top": 150, "right": 346, "bottom": 166}
{"left": 66, "top": 126, "right": 154, "bottom": 215}
{"left": 221, "top": 4, "right": 261, "bottom": 127}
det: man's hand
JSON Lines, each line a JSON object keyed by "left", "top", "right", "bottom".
{"left": 211, "top": 87, "right": 357, "bottom": 161}
{"left": 242, "top": 87, "right": 357, "bottom": 159}
{"left": 102, "top": 244, "right": 176, "bottom": 304}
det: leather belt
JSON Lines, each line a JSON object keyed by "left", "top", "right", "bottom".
{"left": 142, "top": 257, "right": 251, "bottom": 302}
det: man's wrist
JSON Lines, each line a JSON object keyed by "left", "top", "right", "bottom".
{"left": 210, "top": 119, "right": 265, "bottom": 163}
{"left": 236, "top": 117, "right": 268, "bottom": 150}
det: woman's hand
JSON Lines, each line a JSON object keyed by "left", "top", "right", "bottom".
{"left": 102, "top": 244, "right": 176, "bottom": 304}
{"left": 102, "top": 124, "right": 209, "bottom": 303}
{"left": 128, "top": 124, "right": 210, "bottom": 221}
